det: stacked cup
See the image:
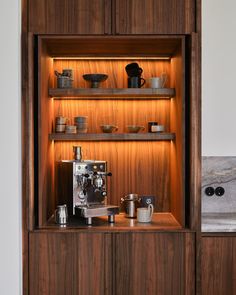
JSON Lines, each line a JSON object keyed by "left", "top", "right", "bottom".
{"left": 55, "top": 116, "right": 67, "bottom": 133}
{"left": 74, "top": 116, "right": 88, "bottom": 133}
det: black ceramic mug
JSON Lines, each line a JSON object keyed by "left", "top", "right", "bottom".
{"left": 125, "top": 63, "right": 143, "bottom": 77}
{"left": 128, "top": 76, "right": 146, "bottom": 88}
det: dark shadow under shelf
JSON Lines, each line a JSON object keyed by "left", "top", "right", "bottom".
{"left": 49, "top": 132, "right": 175, "bottom": 141}
{"left": 49, "top": 88, "right": 175, "bottom": 99}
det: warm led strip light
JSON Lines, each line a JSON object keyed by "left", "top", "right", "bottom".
{"left": 53, "top": 56, "right": 171, "bottom": 60}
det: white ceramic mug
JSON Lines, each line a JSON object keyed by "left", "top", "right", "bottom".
{"left": 137, "top": 204, "right": 154, "bottom": 223}
{"left": 149, "top": 73, "right": 167, "bottom": 88}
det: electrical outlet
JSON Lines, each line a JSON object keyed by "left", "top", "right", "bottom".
{"left": 205, "top": 187, "right": 215, "bottom": 196}
{"left": 215, "top": 186, "right": 225, "bottom": 197}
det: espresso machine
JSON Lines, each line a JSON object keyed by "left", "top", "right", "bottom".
{"left": 56, "top": 146, "right": 119, "bottom": 225}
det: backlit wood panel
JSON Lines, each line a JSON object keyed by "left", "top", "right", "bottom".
{"left": 38, "top": 41, "right": 55, "bottom": 226}
{"left": 170, "top": 45, "right": 185, "bottom": 225}
{"left": 53, "top": 99, "right": 170, "bottom": 133}
{"left": 53, "top": 59, "right": 171, "bottom": 89}
{"left": 54, "top": 141, "right": 170, "bottom": 211}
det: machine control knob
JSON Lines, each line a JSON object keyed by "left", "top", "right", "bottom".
{"left": 93, "top": 165, "right": 97, "bottom": 170}
{"left": 84, "top": 173, "right": 90, "bottom": 178}
{"left": 107, "top": 172, "right": 112, "bottom": 177}
{"left": 102, "top": 191, "right": 107, "bottom": 196}
{"left": 100, "top": 165, "right": 104, "bottom": 169}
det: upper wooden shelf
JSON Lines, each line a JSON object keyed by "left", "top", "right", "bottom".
{"left": 49, "top": 132, "right": 175, "bottom": 141}
{"left": 49, "top": 88, "right": 175, "bottom": 99}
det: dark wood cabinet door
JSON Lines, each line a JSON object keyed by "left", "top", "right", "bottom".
{"left": 29, "top": 0, "right": 111, "bottom": 34}
{"left": 114, "top": 232, "right": 195, "bottom": 295}
{"left": 115, "top": 0, "right": 196, "bottom": 34}
{"left": 202, "top": 237, "right": 236, "bottom": 295}
{"left": 29, "top": 232, "right": 112, "bottom": 295}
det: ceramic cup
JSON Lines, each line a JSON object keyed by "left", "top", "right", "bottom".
{"left": 128, "top": 76, "right": 145, "bottom": 88}
{"left": 137, "top": 204, "right": 154, "bottom": 223}
{"left": 149, "top": 73, "right": 167, "bottom": 88}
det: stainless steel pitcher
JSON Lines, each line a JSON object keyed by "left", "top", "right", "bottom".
{"left": 121, "top": 193, "right": 141, "bottom": 218}
{"left": 55, "top": 204, "right": 68, "bottom": 225}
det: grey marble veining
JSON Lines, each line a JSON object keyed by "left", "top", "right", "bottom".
{"left": 202, "top": 156, "right": 236, "bottom": 232}
{"left": 202, "top": 156, "right": 236, "bottom": 213}
{"left": 202, "top": 212, "right": 236, "bottom": 232}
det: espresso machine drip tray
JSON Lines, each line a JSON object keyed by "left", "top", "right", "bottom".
{"left": 75, "top": 205, "right": 120, "bottom": 225}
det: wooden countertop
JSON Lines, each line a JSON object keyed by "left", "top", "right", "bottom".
{"left": 34, "top": 213, "right": 188, "bottom": 233}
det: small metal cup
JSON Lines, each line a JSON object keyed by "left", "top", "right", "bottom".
{"left": 55, "top": 204, "right": 68, "bottom": 225}
{"left": 73, "top": 146, "right": 82, "bottom": 161}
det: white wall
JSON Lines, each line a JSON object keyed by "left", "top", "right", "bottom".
{"left": 0, "top": 0, "right": 21, "bottom": 294}
{"left": 202, "top": 0, "right": 236, "bottom": 156}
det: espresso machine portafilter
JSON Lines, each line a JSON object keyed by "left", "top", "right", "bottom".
{"left": 56, "top": 146, "right": 119, "bottom": 225}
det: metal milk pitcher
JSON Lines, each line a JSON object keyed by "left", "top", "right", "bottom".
{"left": 55, "top": 204, "right": 68, "bottom": 225}
{"left": 121, "top": 193, "right": 141, "bottom": 218}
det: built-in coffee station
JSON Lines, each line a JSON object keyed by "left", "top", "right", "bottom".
{"left": 22, "top": 1, "right": 201, "bottom": 294}
{"left": 36, "top": 36, "right": 186, "bottom": 231}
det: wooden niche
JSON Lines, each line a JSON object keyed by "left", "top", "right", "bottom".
{"left": 36, "top": 36, "right": 186, "bottom": 229}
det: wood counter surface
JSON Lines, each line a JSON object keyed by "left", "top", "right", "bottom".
{"left": 34, "top": 213, "right": 188, "bottom": 233}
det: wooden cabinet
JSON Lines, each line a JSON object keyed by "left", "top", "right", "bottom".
{"left": 115, "top": 232, "right": 195, "bottom": 295}
{"left": 22, "top": 1, "right": 201, "bottom": 294}
{"left": 28, "top": 0, "right": 111, "bottom": 34}
{"left": 28, "top": 0, "right": 196, "bottom": 35}
{"left": 115, "top": 0, "right": 196, "bottom": 34}
{"left": 202, "top": 236, "right": 236, "bottom": 295}
{"left": 29, "top": 232, "right": 112, "bottom": 295}
{"left": 29, "top": 232, "right": 195, "bottom": 295}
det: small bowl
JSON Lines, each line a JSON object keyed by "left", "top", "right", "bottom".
{"left": 151, "top": 125, "right": 165, "bottom": 133}
{"left": 83, "top": 74, "right": 108, "bottom": 88}
{"left": 75, "top": 122, "right": 88, "bottom": 127}
{"left": 100, "top": 125, "right": 118, "bottom": 133}
{"left": 65, "top": 125, "right": 77, "bottom": 134}
{"left": 127, "top": 125, "right": 145, "bottom": 133}
{"left": 74, "top": 116, "right": 88, "bottom": 123}
{"left": 55, "top": 124, "right": 66, "bottom": 133}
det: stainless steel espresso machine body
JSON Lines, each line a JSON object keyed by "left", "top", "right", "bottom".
{"left": 56, "top": 146, "right": 119, "bottom": 225}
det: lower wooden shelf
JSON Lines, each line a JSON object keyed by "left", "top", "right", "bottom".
{"left": 49, "top": 132, "right": 175, "bottom": 141}
{"left": 37, "top": 213, "right": 183, "bottom": 232}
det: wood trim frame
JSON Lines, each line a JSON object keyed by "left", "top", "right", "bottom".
{"left": 22, "top": 0, "right": 30, "bottom": 294}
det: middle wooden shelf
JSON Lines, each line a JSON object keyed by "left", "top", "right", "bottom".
{"left": 49, "top": 132, "right": 176, "bottom": 141}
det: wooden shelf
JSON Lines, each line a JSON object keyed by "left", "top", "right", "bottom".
{"left": 49, "top": 132, "right": 175, "bottom": 141}
{"left": 49, "top": 88, "right": 175, "bottom": 99}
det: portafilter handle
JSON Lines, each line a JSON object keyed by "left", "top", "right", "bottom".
{"left": 93, "top": 171, "right": 112, "bottom": 177}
